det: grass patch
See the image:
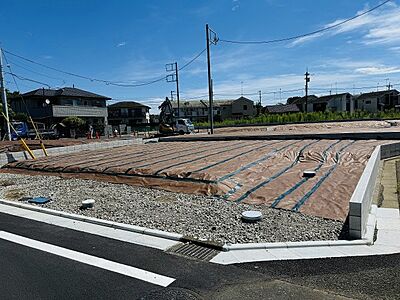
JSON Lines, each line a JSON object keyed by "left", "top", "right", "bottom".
{"left": 4, "top": 189, "right": 25, "bottom": 200}
{"left": 396, "top": 161, "right": 400, "bottom": 208}
{"left": 377, "top": 184, "right": 384, "bottom": 208}
{"left": 194, "top": 109, "right": 400, "bottom": 127}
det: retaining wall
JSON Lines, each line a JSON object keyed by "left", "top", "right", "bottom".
{"left": 0, "top": 139, "right": 143, "bottom": 167}
{"left": 349, "top": 142, "right": 400, "bottom": 239}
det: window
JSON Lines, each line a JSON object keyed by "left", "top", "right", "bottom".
{"left": 121, "top": 108, "right": 128, "bottom": 117}
{"left": 365, "top": 100, "right": 371, "bottom": 105}
{"left": 177, "top": 119, "right": 185, "bottom": 125}
{"left": 243, "top": 105, "right": 248, "bottom": 110}
{"left": 61, "top": 99, "right": 73, "bottom": 106}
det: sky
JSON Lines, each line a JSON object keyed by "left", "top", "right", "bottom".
{"left": 1, "top": 0, "right": 400, "bottom": 112}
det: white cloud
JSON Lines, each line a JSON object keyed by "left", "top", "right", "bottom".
{"left": 290, "top": 2, "right": 400, "bottom": 46}
{"left": 355, "top": 66, "right": 400, "bottom": 75}
{"left": 232, "top": 0, "right": 240, "bottom": 11}
{"left": 390, "top": 46, "right": 400, "bottom": 53}
{"left": 116, "top": 42, "right": 127, "bottom": 47}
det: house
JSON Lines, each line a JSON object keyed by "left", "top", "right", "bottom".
{"left": 10, "top": 87, "right": 110, "bottom": 130}
{"left": 354, "top": 90, "right": 399, "bottom": 113}
{"left": 288, "top": 93, "right": 354, "bottom": 113}
{"left": 107, "top": 101, "right": 151, "bottom": 127}
{"left": 172, "top": 96, "right": 255, "bottom": 122}
{"left": 263, "top": 103, "right": 300, "bottom": 114}
{"left": 315, "top": 93, "right": 354, "bottom": 113}
{"left": 288, "top": 95, "right": 318, "bottom": 112}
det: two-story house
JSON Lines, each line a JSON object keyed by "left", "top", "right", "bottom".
{"left": 288, "top": 93, "right": 354, "bottom": 113}
{"left": 172, "top": 96, "right": 255, "bottom": 122}
{"left": 354, "top": 90, "right": 399, "bottom": 113}
{"left": 107, "top": 101, "right": 151, "bottom": 127}
{"left": 10, "top": 87, "right": 110, "bottom": 129}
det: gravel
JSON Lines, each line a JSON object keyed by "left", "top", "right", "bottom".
{"left": 0, "top": 173, "right": 347, "bottom": 244}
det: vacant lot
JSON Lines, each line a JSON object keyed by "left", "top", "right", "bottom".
{"left": 3, "top": 138, "right": 385, "bottom": 221}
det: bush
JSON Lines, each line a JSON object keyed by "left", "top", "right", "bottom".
{"left": 62, "top": 116, "right": 85, "bottom": 128}
{"left": 194, "top": 110, "right": 400, "bottom": 127}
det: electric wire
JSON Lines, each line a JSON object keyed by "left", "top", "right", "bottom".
{"left": 219, "top": 0, "right": 392, "bottom": 45}
{"left": 3, "top": 46, "right": 208, "bottom": 88}
{"left": 179, "top": 48, "right": 207, "bottom": 71}
{"left": 6, "top": 58, "right": 67, "bottom": 82}
{"left": 3, "top": 52, "right": 44, "bottom": 140}
{"left": 5, "top": 72, "right": 51, "bottom": 88}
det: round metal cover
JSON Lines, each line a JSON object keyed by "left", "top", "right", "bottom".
{"left": 303, "top": 170, "right": 316, "bottom": 178}
{"left": 241, "top": 210, "right": 262, "bottom": 222}
{"left": 81, "top": 199, "right": 95, "bottom": 208}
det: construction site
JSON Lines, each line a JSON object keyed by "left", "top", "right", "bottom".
{"left": 0, "top": 119, "right": 399, "bottom": 245}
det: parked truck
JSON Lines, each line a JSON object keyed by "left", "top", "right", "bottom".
{"left": 11, "top": 121, "right": 59, "bottom": 140}
{"left": 158, "top": 97, "right": 194, "bottom": 135}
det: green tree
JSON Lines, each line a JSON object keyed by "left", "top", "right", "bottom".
{"left": 62, "top": 116, "right": 85, "bottom": 128}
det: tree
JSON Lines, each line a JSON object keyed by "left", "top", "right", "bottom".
{"left": 62, "top": 116, "right": 85, "bottom": 128}
{"left": 62, "top": 116, "right": 86, "bottom": 138}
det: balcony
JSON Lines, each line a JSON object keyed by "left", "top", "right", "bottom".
{"left": 52, "top": 105, "right": 108, "bottom": 118}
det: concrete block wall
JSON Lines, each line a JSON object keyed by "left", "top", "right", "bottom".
{"left": 0, "top": 138, "right": 143, "bottom": 167}
{"left": 349, "top": 146, "right": 381, "bottom": 239}
{"left": 349, "top": 141, "right": 400, "bottom": 239}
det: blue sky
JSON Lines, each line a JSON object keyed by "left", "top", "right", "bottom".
{"left": 1, "top": 0, "right": 400, "bottom": 111}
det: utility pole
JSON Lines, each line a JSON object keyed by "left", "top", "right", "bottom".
{"left": 387, "top": 81, "right": 392, "bottom": 107}
{"left": 0, "top": 49, "right": 11, "bottom": 141}
{"left": 166, "top": 62, "right": 180, "bottom": 117}
{"left": 175, "top": 62, "right": 180, "bottom": 118}
{"left": 304, "top": 70, "right": 310, "bottom": 113}
{"left": 170, "top": 91, "right": 174, "bottom": 101}
{"left": 206, "top": 24, "right": 218, "bottom": 134}
{"left": 257, "top": 90, "right": 262, "bottom": 116}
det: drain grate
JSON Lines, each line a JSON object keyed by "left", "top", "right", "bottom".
{"left": 167, "top": 243, "right": 220, "bottom": 261}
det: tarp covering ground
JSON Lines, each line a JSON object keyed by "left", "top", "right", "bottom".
{"left": 2, "top": 139, "right": 385, "bottom": 221}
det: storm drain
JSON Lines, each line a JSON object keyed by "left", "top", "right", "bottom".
{"left": 167, "top": 243, "right": 220, "bottom": 261}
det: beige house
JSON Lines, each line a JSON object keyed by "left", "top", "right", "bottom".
{"left": 172, "top": 97, "right": 255, "bottom": 122}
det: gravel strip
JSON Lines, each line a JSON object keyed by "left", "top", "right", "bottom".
{"left": 0, "top": 173, "right": 347, "bottom": 244}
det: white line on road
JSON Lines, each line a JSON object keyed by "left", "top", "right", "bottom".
{"left": 0, "top": 231, "right": 175, "bottom": 287}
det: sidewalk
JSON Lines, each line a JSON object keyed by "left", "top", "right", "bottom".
{"left": 380, "top": 158, "right": 400, "bottom": 209}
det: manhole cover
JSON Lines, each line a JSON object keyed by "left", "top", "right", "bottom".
{"left": 167, "top": 243, "right": 220, "bottom": 261}
{"left": 138, "top": 287, "right": 203, "bottom": 300}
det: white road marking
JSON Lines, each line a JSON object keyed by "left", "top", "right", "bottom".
{"left": 0, "top": 231, "right": 175, "bottom": 287}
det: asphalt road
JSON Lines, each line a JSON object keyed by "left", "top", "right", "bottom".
{"left": 0, "top": 212, "right": 399, "bottom": 299}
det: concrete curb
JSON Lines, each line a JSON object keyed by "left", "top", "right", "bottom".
{"left": 222, "top": 238, "right": 370, "bottom": 251}
{"left": 0, "top": 199, "right": 183, "bottom": 241}
{"left": 222, "top": 205, "right": 379, "bottom": 251}
{"left": 0, "top": 198, "right": 377, "bottom": 253}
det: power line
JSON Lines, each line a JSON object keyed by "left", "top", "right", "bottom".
{"left": 179, "top": 48, "right": 207, "bottom": 71}
{"left": 6, "top": 58, "right": 67, "bottom": 83}
{"left": 219, "top": 0, "right": 392, "bottom": 45}
{"left": 4, "top": 48, "right": 167, "bottom": 87}
{"left": 3, "top": 46, "right": 208, "bottom": 88}
{"left": 5, "top": 72, "right": 52, "bottom": 88}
